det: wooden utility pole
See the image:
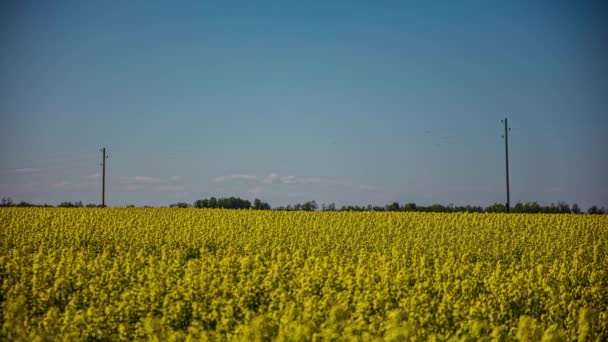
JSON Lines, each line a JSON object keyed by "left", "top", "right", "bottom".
{"left": 501, "top": 118, "right": 511, "bottom": 213}
{"left": 101, "top": 147, "right": 107, "bottom": 207}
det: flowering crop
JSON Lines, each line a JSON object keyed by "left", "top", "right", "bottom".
{"left": 1, "top": 208, "right": 606, "bottom": 340}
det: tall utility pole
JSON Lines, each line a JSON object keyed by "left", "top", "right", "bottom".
{"left": 101, "top": 147, "right": 107, "bottom": 207}
{"left": 501, "top": 117, "right": 511, "bottom": 213}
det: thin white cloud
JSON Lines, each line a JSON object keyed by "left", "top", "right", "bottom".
{"left": 248, "top": 185, "right": 265, "bottom": 194}
{"left": 447, "top": 185, "right": 491, "bottom": 192}
{"left": 215, "top": 172, "right": 380, "bottom": 194}
{"left": 300, "top": 177, "right": 338, "bottom": 186}
{"left": 49, "top": 179, "right": 96, "bottom": 190}
{"left": 85, "top": 173, "right": 100, "bottom": 179}
{"left": 118, "top": 175, "right": 184, "bottom": 192}
{"left": 134, "top": 176, "right": 163, "bottom": 184}
{"left": 214, "top": 174, "right": 259, "bottom": 182}
{"left": 154, "top": 185, "right": 185, "bottom": 192}
{"left": 167, "top": 191, "right": 190, "bottom": 199}
{"left": 51, "top": 180, "right": 71, "bottom": 188}
{"left": 14, "top": 168, "right": 39, "bottom": 174}
{"left": 280, "top": 176, "right": 377, "bottom": 190}
{"left": 120, "top": 175, "right": 180, "bottom": 184}
{"left": 260, "top": 173, "right": 279, "bottom": 184}
{"left": 280, "top": 175, "right": 297, "bottom": 184}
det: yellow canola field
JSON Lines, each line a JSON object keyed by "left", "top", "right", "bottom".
{"left": 1, "top": 208, "right": 607, "bottom": 341}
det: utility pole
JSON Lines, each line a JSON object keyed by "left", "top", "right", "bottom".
{"left": 501, "top": 117, "right": 511, "bottom": 213}
{"left": 101, "top": 147, "right": 107, "bottom": 207}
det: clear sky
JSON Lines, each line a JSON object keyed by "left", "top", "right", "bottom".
{"left": 1, "top": 1, "right": 607, "bottom": 208}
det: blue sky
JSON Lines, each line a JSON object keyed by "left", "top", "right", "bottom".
{"left": 1, "top": 1, "right": 607, "bottom": 208}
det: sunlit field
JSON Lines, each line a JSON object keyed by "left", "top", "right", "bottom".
{"left": 1, "top": 208, "right": 606, "bottom": 340}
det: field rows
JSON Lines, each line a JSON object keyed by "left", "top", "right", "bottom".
{"left": 1, "top": 208, "right": 606, "bottom": 340}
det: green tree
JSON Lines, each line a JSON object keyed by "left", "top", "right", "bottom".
{"left": 253, "top": 198, "right": 271, "bottom": 210}
{"left": 386, "top": 202, "right": 400, "bottom": 211}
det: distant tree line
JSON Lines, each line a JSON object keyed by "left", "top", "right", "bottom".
{"left": 182, "top": 197, "right": 603, "bottom": 214}
{"left": 170, "top": 197, "right": 272, "bottom": 210}
{"left": 0, "top": 197, "right": 100, "bottom": 208}
{"left": 275, "top": 200, "right": 319, "bottom": 211}
{"left": 189, "top": 197, "right": 271, "bottom": 210}
{"left": 192, "top": 197, "right": 270, "bottom": 210}
{"left": 2, "top": 196, "right": 607, "bottom": 214}
{"left": 327, "top": 201, "right": 597, "bottom": 214}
